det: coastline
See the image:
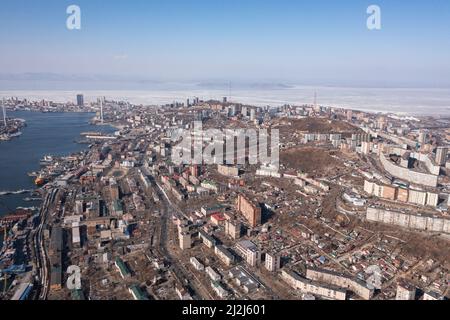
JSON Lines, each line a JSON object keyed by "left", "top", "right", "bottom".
{"left": 0, "top": 111, "right": 116, "bottom": 217}
{"left": 1, "top": 88, "right": 450, "bottom": 117}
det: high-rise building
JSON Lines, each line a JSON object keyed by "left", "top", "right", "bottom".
{"left": 435, "top": 147, "right": 448, "bottom": 166}
{"left": 265, "top": 252, "right": 281, "bottom": 272}
{"left": 75, "top": 200, "right": 83, "bottom": 215}
{"left": 377, "top": 116, "right": 387, "bottom": 130}
{"left": 179, "top": 232, "right": 192, "bottom": 250}
{"left": 228, "top": 105, "right": 237, "bottom": 117}
{"left": 100, "top": 98, "right": 104, "bottom": 123}
{"left": 190, "top": 165, "right": 199, "bottom": 177}
{"left": 361, "top": 141, "right": 371, "bottom": 155}
{"left": 110, "top": 183, "right": 120, "bottom": 201}
{"left": 236, "top": 240, "right": 260, "bottom": 267}
{"left": 313, "top": 91, "right": 319, "bottom": 112}
{"left": 241, "top": 106, "right": 248, "bottom": 117}
{"left": 396, "top": 282, "right": 416, "bottom": 300}
{"left": 250, "top": 109, "right": 256, "bottom": 121}
{"left": 418, "top": 130, "right": 427, "bottom": 144}
{"left": 236, "top": 194, "right": 262, "bottom": 228}
{"left": 346, "top": 110, "right": 353, "bottom": 121}
{"left": 76, "top": 94, "right": 84, "bottom": 107}
{"left": 246, "top": 247, "right": 260, "bottom": 267}
{"left": 223, "top": 97, "right": 227, "bottom": 103}
{"left": 2, "top": 98, "right": 6, "bottom": 127}
{"left": 225, "top": 220, "right": 241, "bottom": 240}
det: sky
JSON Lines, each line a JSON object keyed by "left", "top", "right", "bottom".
{"left": 0, "top": 0, "right": 449, "bottom": 88}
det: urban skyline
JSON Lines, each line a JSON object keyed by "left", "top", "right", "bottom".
{"left": 0, "top": 0, "right": 449, "bottom": 308}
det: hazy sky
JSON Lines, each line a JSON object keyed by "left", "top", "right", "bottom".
{"left": 0, "top": 0, "right": 449, "bottom": 87}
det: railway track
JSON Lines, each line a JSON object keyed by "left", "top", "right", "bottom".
{"left": 32, "top": 188, "right": 58, "bottom": 300}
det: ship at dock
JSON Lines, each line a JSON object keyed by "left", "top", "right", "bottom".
{"left": 0, "top": 131, "right": 22, "bottom": 141}
{"left": 34, "top": 175, "right": 47, "bottom": 187}
{"left": 39, "top": 155, "right": 54, "bottom": 165}
{"left": 0, "top": 108, "right": 26, "bottom": 142}
{"left": 80, "top": 131, "right": 102, "bottom": 136}
{"left": 27, "top": 171, "right": 39, "bottom": 177}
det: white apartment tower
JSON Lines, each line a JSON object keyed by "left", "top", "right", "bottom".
{"left": 436, "top": 146, "right": 448, "bottom": 166}
{"left": 179, "top": 232, "right": 192, "bottom": 250}
{"left": 396, "top": 283, "right": 416, "bottom": 300}
{"left": 265, "top": 252, "right": 281, "bottom": 272}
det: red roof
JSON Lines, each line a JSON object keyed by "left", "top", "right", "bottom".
{"left": 211, "top": 213, "right": 226, "bottom": 221}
